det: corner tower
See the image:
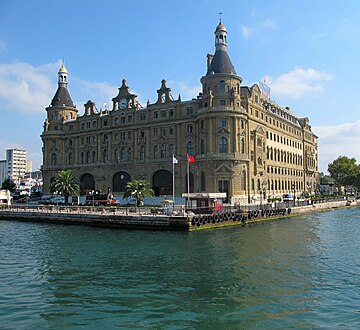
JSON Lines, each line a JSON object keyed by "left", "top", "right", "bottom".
{"left": 44, "top": 63, "right": 77, "bottom": 131}
{"left": 41, "top": 64, "right": 78, "bottom": 189}
{"left": 200, "top": 20, "right": 242, "bottom": 110}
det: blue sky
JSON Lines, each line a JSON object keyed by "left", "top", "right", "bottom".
{"left": 0, "top": 0, "right": 359, "bottom": 173}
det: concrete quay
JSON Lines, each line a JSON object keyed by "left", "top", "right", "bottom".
{"left": 0, "top": 199, "right": 357, "bottom": 231}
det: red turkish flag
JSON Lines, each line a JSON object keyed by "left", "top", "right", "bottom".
{"left": 187, "top": 155, "right": 196, "bottom": 163}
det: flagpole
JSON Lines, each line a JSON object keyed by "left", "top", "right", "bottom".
{"left": 187, "top": 154, "right": 190, "bottom": 208}
{"left": 172, "top": 154, "right": 175, "bottom": 208}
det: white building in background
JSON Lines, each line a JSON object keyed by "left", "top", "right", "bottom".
{"left": 0, "top": 160, "right": 6, "bottom": 185}
{"left": 26, "top": 160, "right": 33, "bottom": 173}
{"left": 6, "top": 149, "right": 27, "bottom": 183}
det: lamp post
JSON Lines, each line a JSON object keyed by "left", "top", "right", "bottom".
{"left": 292, "top": 183, "right": 296, "bottom": 206}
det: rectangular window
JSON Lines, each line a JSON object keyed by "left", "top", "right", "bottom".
{"left": 219, "top": 118, "right": 226, "bottom": 127}
{"left": 153, "top": 128, "right": 158, "bottom": 136}
{"left": 128, "top": 115, "right": 132, "bottom": 123}
{"left": 93, "top": 121, "right": 97, "bottom": 128}
{"left": 187, "top": 107, "right": 194, "bottom": 115}
{"left": 140, "top": 113, "right": 146, "bottom": 121}
{"left": 187, "top": 124, "right": 193, "bottom": 133}
{"left": 154, "top": 111, "right": 158, "bottom": 119}
{"left": 140, "top": 130, "right": 145, "bottom": 138}
{"left": 169, "top": 109, "right": 174, "bottom": 117}
{"left": 121, "top": 116, "right": 126, "bottom": 124}
{"left": 81, "top": 123, "right": 85, "bottom": 130}
{"left": 87, "top": 121, "right": 91, "bottom": 128}
{"left": 103, "top": 119, "right": 108, "bottom": 126}
{"left": 127, "top": 131, "right": 132, "bottom": 139}
{"left": 219, "top": 100, "right": 226, "bottom": 106}
{"left": 169, "top": 127, "right": 174, "bottom": 135}
{"left": 160, "top": 127, "right": 166, "bottom": 136}
{"left": 161, "top": 110, "right": 166, "bottom": 118}
{"left": 120, "top": 132, "right": 126, "bottom": 140}
{"left": 200, "top": 120, "right": 204, "bottom": 129}
{"left": 115, "top": 117, "right": 119, "bottom": 125}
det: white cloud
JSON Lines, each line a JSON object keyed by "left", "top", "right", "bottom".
{"left": 240, "top": 19, "right": 278, "bottom": 39}
{"left": 0, "top": 61, "right": 61, "bottom": 114}
{"left": 265, "top": 67, "right": 334, "bottom": 98}
{"left": 314, "top": 120, "right": 360, "bottom": 173}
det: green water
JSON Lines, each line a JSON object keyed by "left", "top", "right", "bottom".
{"left": 1, "top": 208, "right": 360, "bottom": 329}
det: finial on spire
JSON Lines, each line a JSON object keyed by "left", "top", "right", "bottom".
{"left": 218, "top": 12, "right": 223, "bottom": 22}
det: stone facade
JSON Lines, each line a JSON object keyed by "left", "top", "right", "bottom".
{"left": 41, "top": 21, "right": 318, "bottom": 204}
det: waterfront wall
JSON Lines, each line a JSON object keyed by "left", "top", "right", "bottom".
{"left": 0, "top": 199, "right": 357, "bottom": 231}
{"left": 0, "top": 208, "right": 190, "bottom": 231}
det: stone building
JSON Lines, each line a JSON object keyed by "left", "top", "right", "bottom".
{"left": 41, "top": 21, "right": 318, "bottom": 204}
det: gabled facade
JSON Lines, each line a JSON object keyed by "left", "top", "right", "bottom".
{"left": 41, "top": 21, "right": 318, "bottom": 204}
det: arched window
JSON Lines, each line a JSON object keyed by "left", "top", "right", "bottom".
{"left": 51, "top": 153, "right": 57, "bottom": 165}
{"left": 140, "top": 145, "right": 145, "bottom": 160}
{"left": 187, "top": 141, "right": 194, "bottom": 156}
{"left": 127, "top": 148, "right": 132, "bottom": 160}
{"left": 219, "top": 80, "right": 225, "bottom": 92}
{"left": 120, "top": 147, "right": 125, "bottom": 160}
{"left": 200, "top": 139, "right": 205, "bottom": 154}
{"left": 257, "top": 179, "right": 261, "bottom": 191}
{"left": 153, "top": 145, "right": 158, "bottom": 159}
{"left": 81, "top": 152, "right": 84, "bottom": 164}
{"left": 241, "top": 138, "right": 245, "bottom": 153}
{"left": 241, "top": 171, "right": 246, "bottom": 191}
{"left": 102, "top": 149, "right": 108, "bottom": 162}
{"left": 257, "top": 137, "right": 262, "bottom": 147}
{"left": 86, "top": 151, "right": 90, "bottom": 164}
{"left": 114, "top": 148, "right": 119, "bottom": 161}
{"left": 219, "top": 137, "right": 228, "bottom": 153}
{"left": 92, "top": 151, "right": 96, "bottom": 163}
{"left": 251, "top": 178, "right": 255, "bottom": 191}
{"left": 169, "top": 144, "right": 174, "bottom": 157}
{"left": 160, "top": 144, "right": 166, "bottom": 159}
{"left": 68, "top": 152, "right": 72, "bottom": 165}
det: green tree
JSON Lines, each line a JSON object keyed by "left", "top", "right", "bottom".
{"left": 51, "top": 169, "right": 80, "bottom": 204}
{"left": 328, "top": 156, "right": 359, "bottom": 191}
{"left": 123, "top": 180, "right": 154, "bottom": 207}
{"left": 1, "top": 178, "right": 16, "bottom": 193}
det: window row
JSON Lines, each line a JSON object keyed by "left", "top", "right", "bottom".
{"left": 266, "top": 147, "right": 303, "bottom": 166}
{"left": 267, "top": 166, "right": 303, "bottom": 177}
{"left": 266, "top": 131, "right": 302, "bottom": 149}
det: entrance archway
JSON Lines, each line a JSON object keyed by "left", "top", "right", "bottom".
{"left": 152, "top": 170, "right": 172, "bottom": 196}
{"left": 80, "top": 173, "right": 95, "bottom": 193}
{"left": 113, "top": 171, "right": 131, "bottom": 192}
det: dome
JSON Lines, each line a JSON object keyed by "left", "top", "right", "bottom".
{"left": 216, "top": 21, "right": 227, "bottom": 32}
{"left": 58, "top": 64, "right": 68, "bottom": 74}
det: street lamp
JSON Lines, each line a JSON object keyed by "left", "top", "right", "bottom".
{"left": 260, "top": 181, "right": 267, "bottom": 210}
{"left": 292, "top": 183, "right": 296, "bottom": 206}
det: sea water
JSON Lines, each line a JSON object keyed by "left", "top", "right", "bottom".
{"left": 1, "top": 207, "right": 360, "bottom": 329}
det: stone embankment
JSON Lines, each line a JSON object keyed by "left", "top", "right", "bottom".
{"left": 0, "top": 199, "right": 357, "bottom": 231}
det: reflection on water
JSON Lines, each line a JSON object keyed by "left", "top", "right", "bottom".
{"left": 1, "top": 207, "right": 360, "bottom": 328}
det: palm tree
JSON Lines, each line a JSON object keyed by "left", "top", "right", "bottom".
{"left": 51, "top": 169, "right": 80, "bottom": 204}
{"left": 123, "top": 180, "right": 154, "bottom": 207}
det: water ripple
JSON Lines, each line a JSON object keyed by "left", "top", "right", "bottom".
{"left": 1, "top": 208, "right": 360, "bottom": 328}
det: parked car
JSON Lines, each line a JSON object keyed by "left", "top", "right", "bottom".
{"left": 38, "top": 196, "right": 65, "bottom": 205}
{"left": 16, "top": 196, "right": 30, "bottom": 203}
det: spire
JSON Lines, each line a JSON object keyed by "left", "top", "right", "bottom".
{"left": 206, "top": 21, "right": 236, "bottom": 75}
{"left": 58, "top": 62, "right": 68, "bottom": 87}
{"left": 51, "top": 63, "right": 74, "bottom": 107}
